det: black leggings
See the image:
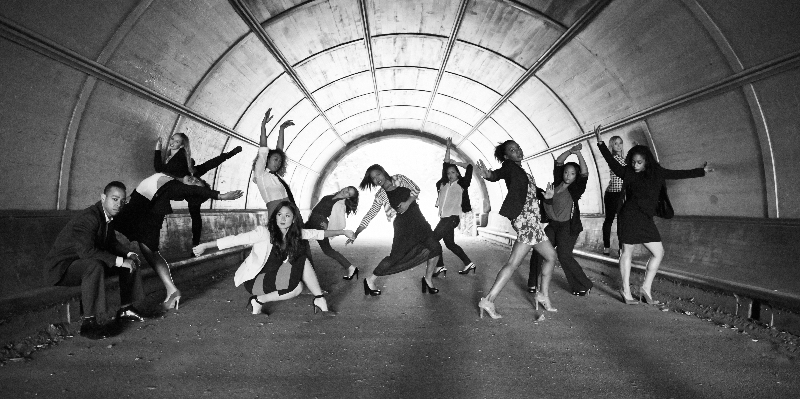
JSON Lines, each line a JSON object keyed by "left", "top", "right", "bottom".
{"left": 315, "top": 238, "right": 352, "bottom": 270}
{"left": 602, "top": 191, "right": 624, "bottom": 248}
{"left": 432, "top": 215, "right": 472, "bottom": 267}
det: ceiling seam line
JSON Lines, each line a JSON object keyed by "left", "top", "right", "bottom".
{"left": 357, "top": 0, "right": 383, "bottom": 132}
{"left": 456, "top": 0, "right": 613, "bottom": 146}
{"left": 0, "top": 14, "right": 258, "bottom": 146}
{"left": 522, "top": 49, "right": 800, "bottom": 161}
{"left": 420, "top": 0, "right": 471, "bottom": 132}
{"left": 227, "top": 0, "right": 346, "bottom": 147}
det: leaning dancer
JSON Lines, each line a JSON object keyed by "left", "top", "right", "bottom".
{"left": 431, "top": 137, "right": 476, "bottom": 277}
{"left": 475, "top": 140, "right": 558, "bottom": 319}
{"left": 594, "top": 126, "right": 712, "bottom": 305}
{"left": 304, "top": 186, "right": 360, "bottom": 280}
{"left": 154, "top": 133, "right": 242, "bottom": 247}
{"left": 252, "top": 108, "right": 295, "bottom": 217}
{"left": 346, "top": 165, "right": 442, "bottom": 296}
{"left": 194, "top": 201, "right": 354, "bottom": 317}
{"left": 114, "top": 173, "right": 243, "bottom": 310}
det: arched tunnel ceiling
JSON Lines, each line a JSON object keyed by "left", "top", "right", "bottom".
{"left": 2, "top": 0, "right": 800, "bottom": 218}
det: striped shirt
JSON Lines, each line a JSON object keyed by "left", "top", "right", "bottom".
{"left": 358, "top": 174, "right": 420, "bottom": 229}
{"left": 607, "top": 154, "right": 626, "bottom": 193}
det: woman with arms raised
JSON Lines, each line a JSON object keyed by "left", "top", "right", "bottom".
{"left": 530, "top": 143, "right": 593, "bottom": 296}
{"left": 252, "top": 108, "right": 296, "bottom": 217}
{"left": 347, "top": 165, "right": 442, "bottom": 296}
{"left": 431, "top": 137, "right": 476, "bottom": 277}
{"left": 594, "top": 126, "right": 712, "bottom": 305}
{"left": 474, "top": 140, "right": 558, "bottom": 319}
{"left": 193, "top": 201, "right": 354, "bottom": 316}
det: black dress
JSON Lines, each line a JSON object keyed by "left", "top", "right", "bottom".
{"left": 243, "top": 241, "right": 310, "bottom": 296}
{"left": 373, "top": 186, "right": 441, "bottom": 276}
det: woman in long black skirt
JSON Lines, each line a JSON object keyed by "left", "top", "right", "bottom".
{"left": 347, "top": 165, "right": 442, "bottom": 296}
{"left": 595, "top": 127, "right": 713, "bottom": 304}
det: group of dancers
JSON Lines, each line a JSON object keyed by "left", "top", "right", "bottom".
{"left": 44, "top": 109, "right": 712, "bottom": 339}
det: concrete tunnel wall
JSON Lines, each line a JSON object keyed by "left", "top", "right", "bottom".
{"left": 1, "top": 1, "right": 800, "bottom": 299}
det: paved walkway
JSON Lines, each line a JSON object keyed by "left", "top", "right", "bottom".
{"left": 1, "top": 237, "right": 798, "bottom": 398}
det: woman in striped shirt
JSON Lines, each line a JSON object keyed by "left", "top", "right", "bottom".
{"left": 347, "top": 165, "right": 442, "bottom": 296}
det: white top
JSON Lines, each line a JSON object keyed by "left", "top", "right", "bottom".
{"left": 253, "top": 147, "right": 288, "bottom": 205}
{"left": 136, "top": 173, "right": 171, "bottom": 200}
{"left": 437, "top": 181, "right": 463, "bottom": 218}
{"left": 327, "top": 200, "right": 347, "bottom": 230}
{"left": 217, "top": 226, "right": 324, "bottom": 286}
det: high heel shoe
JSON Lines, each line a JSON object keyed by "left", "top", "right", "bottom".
{"left": 458, "top": 262, "right": 476, "bottom": 275}
{"left": 478, "top": 297, "right": 502, "bottom": 319}
{"left": 572, "top": 288, "right": 592, "bottom": 296}
{"left": 535, "top": 293, "right": 557, "bottom": 312}
{"left": 421, "top": 277, "right": 439, "bottom": 294}
{"left": 163, "top": 290, "right": 182, "bottom": 310}
{"left": 313, "top": 295, "right": 336, "bottom": 317}
{"left": 246, "top": 295, "right": 266, "bottom": 315}
{"left": 638, "top": 287, "right": 661, "bottom": 305}
{"left": 432, "top": 266, "right": 447, "bottom": 278}
{"left": 343, "top": 266, "right": 359, "bottom": 281}
{"left": 363, "top": 278, "right": 381, "bottom": 296}
{"left": 618, "top": 288, "right": 639, "bottom": 305}
{"left": 527, "top": 286, "right": 537, "bottom": 294}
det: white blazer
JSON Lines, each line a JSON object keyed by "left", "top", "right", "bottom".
{"left": 217, "top": 226, "right": 324, "bottom": 286}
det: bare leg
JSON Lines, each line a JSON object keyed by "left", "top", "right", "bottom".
{"left": 252, "top": 284, "right": 303, "bottom": 314}
{"left": 300, "top": 261, "right": 330, "bottom": 311}
{"left": 423, "top": 255, "right": 440, "bottom": 288}
{"left": 139, "top": 243, "right": 178, "bottom": 300}
{"left": 485, "top": 241, "right": 532, "bottom": 302}
{"left": 640, "top": 241, "right": 665, "bottom": 293}
{"left": 532, "top": 240, "right": 557, "bottom": 296}
{"left": 619, "top": 243, "right": 636, "bottom": 297}
{"left": 366, "top": 274, "right": 379, "bottom": 290}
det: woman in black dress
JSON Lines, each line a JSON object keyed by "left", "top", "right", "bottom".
{"left": 347, "top": 165, "right": 442, "bottom": 296}
{"left": 305, "top": 186, "right": 360, "bottom": 279}
{"left": 595, "top": 127, "right": 712, "bottom": 304}
{"left": 193, "top": 201, "right": 354, "bottom": 316}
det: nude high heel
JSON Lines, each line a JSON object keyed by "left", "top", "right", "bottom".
{"left": 638, "top": 287, "right": 661, "bottom": 305}
{"left": 535, "top": 293, "right": 557, "bottom": 312}
{"left": 163, "top": 290, "right": 182, "bottom": 311}
{"left": 478, "top": 297, "right": 502, "bottom": 319}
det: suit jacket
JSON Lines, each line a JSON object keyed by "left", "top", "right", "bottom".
{"left": 216, "top": 226, "right": 324, "bottom": 287}
{"left": 43, "top": 202, "right": 129, "bottom": 285}
{"left": 486, "top": 160, "right": 529, "bottom": 221}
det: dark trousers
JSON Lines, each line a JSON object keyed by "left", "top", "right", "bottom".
{"left": 186, "top": 151, "right": 236, "bottom": 245}
{"left": 432, "top": 215, "right": 472, "bottom": 267}
{"left": 529, "top": 221, "right": 592, "bottom": 292}
{"left": 55, "top": 259, "right": 140, "bottom": 318}
{"left": 315, "top": 238, "right": 352, "bottom": 270}
{"left": 602, "top": 191, "right": 624, "bottom": 248}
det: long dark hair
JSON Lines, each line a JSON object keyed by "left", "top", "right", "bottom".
{"left": 267, "top": 201, "right": 305, "bottom": 261}
{"left": 437, "top": 163, "right": 462, "bottom": 190}
{"left": 359, "top": 164, "right": 390, "bottom": 191}
{"left": 343, "top": 186, "right": 359, "bottom": 216}
{"left": 494, "top": 140, "right": 516, "bottom": 163}
{"left": 625, "top": 145, "right": 659, "bottom": 178}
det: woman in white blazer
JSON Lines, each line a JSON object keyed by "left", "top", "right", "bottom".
{"left": 193, "top": 201, "right": 354, "bottom": 315}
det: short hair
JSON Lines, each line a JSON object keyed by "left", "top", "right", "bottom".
{"left": 359, "top": 164, "right": 390, "bottom": 191}
{"left": 494, "top": 140, "right": 516, "bottom": 163}
{"left": 104, "top": 181, "right": 126, "bottom": 194}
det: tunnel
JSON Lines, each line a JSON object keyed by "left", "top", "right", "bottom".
{"left": 1, "top": 0, "right": 800, "bottom": 396}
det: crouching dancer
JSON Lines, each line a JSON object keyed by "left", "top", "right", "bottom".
{"left": 43, "top": 181, "right": 143, "bottom": 340}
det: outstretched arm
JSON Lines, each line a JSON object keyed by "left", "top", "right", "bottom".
{"left": 259, "top": 109, "right": 273, "bottom": 147}
{"left": 661, "top": 162, "right": 710, "bottom": 180}
{"left": 276, "top": 120, "right": 293, "bottom": 151}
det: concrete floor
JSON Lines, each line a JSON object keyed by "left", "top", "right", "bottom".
{"left": 1, "top": 236, "right": 798, "bottom": 398}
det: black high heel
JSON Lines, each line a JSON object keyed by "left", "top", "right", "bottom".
{"left": 432, "top": 266, "right": 447, "bottom": 278}
{"left": 458, "top": 262, "right": 476, "bottom": 275}
{"left": 363, "top": 278, "right": 381, "bottom": 296}
{"left": 313, "top": 295, "right": 336, "bottom": 316}
{"left": 343, "top": 267, "right": 359, "bottom": 281}
{"left": 421, "top": 277, "right": 439, "bottom": 294}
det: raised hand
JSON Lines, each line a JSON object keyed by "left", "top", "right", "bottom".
{"left": 570, "top": 143, "right": 582, "bottom": 153}
{"left": 262, "top": 108, "right": 273, "bottom": 126}
{"left": 593, "top": 125, "right": 602, "bottom": 143}
{"left": 475, "top": 160, "right": 490, "bottom": 179}
{"left": 218, "top": 190, "right": 244, "bottom": 200}
{"left": 280, "top": 120, "right": 294, "bottom": 129}
{"left": 544, "top": 182, "right": 555, "bottom": 199}
{"left": 703, "top": 162, "right": 714, "bottom": 173}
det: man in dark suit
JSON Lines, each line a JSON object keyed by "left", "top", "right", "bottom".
{"left": 43, "top": 181, "right": 144, "bottom": 339}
